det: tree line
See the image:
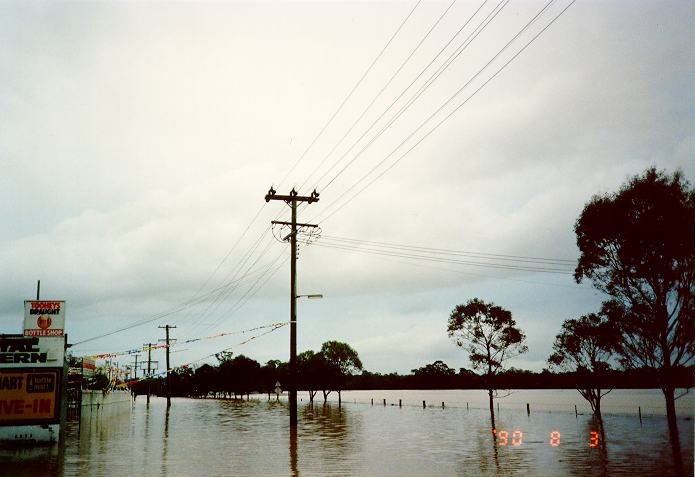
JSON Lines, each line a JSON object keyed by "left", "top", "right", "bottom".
{"left": 133, "top": 340, "right": 363, "bottom": 403}
{"left": 133, "top": 350, "right": 692, "bottom": 401}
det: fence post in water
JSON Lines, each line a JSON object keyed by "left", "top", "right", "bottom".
{"left": 638, "top": 406, "right": 642, "bottom": 425}
{"left": 441, "top": 402, "right": 445, "bottom": 408}
{"left": 423, "top": 400, "right": 426, "bottom": 409}
{"left": 466, "top": 402, "right": 469, "bottom": 411}
{"left": 371, "top": 398, "right": 373, "bottom": 406}
{"left": 497, "top": 402, "right": 499, "bottom": 415}
{"left": 399, "top": 399, "right": 402, "bottom": 408}
{"left": 526, "top": 403, "right": 530, "bottom": 416}
{"left": 383, "top": 398, "right": 386, "bottom": 406}
{"left": 574, "top": 405, "right": 578, "bottom": 418}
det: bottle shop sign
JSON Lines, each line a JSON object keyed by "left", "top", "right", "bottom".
{"left": 23, "top": 301, "right": 65, "bottom": 337}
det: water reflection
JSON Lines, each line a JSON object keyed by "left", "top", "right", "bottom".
{"left": 297, "top": 402, "right": 362, "bottom": 475}
{"left": 0, "top": 443, "right": 61, "bottom": 477}
{"left": 557, "top": 414, "right": 610, "bottom": 477}
{"left": 301, "top": 403, "right": 349, "bottom": 441}
{"left": 0, "top": 392, "right": 691, "bottom": 476}
{"left": 161, "top": 408, "right": 169, "bottom": 477}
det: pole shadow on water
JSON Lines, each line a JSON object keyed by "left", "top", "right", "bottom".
{"left": 138, "top": 398, "right": 152, "bottom": 476}
{"left": 161, "top": 407, "right": 170, "bottom": 477}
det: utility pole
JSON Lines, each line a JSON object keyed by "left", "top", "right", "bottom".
{"left": 159, "top": 325, "right": 176, "bottom": 408}
{"left": 36, "top": 280, "right": 40, "bottom": 300}
{"left": 146, "top": 343, "right": 153, "bottom": 404}
{"left": 132, "top": 354, "right": 139, "bottom": 380}
{"left": 265, "top": 186, "right": 319, "bottom": 428}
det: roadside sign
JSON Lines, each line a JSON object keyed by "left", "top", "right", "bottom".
{"left": 23, "top": 301, "right": 65, "bottom": 337}
{"left": 0, "top": 368, "right": 62, "bottom": 425}
{"left": 0, "top": 336, "right": 64, "bottom": 367}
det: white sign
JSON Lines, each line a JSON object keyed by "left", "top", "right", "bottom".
{"left": 0, "top": 336, "right": 65, "bottom": 368}
{"left": 23, "top": 301, "right": 65, "bottom": 337}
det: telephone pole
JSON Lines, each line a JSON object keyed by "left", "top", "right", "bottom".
{"left": 132, "top": 353, "right": 139, "bottom": 380}
{"left": 159, "top": 325, "right": 176, "bottom": 408}
{"left": 265, "top": 187, "right": 319, "bottom": 428}
{"left": 144, "top": 342, "right": 156, "bottom": 404}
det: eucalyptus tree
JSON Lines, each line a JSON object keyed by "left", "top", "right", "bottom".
{"left": 574, "top": 167, "right": 693, "bottom": 464}
{"left": 320, "top": 341, "right": 363, "bottom": 404}
{"left": 548, "top": 313, "right": 619, "bottom": 423}
{"left": 447, "top": 298, "right": 527, "bottom": 422}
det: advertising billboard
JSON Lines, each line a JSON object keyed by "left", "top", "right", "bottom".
{"left": 0, "top": 336, "right": 64, "bottom": 368}
{"left": 23, "top": 301, "right": 65, "bottom": 337}
{"left": 0, "top": 368, "right": 62, "bottom": 425}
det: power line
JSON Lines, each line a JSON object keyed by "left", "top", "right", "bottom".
{"left": 315, "top": 243, "right": 594, "bottom": 291}
{"left": 306, "top": 0, "right": 500, "bottom": 196}
{"left": 71, "top": 263, "right": 274, "bottom": 347}
{"left": 173, "top": 322, "right": 289, "bottom": 371}
{"left": 206, "top": 248, "right": 288, "bottom": 330}
{"left": 76, "top": 322, "right": 291, "bottom": 359}
{"left": 315, "top": 0, "right": 554, "bottom": 221}
{"left": 316, "top": 0, "right": 574, "bottom": 224}
{"left": 142, "top": 1, "right": 495, "bottom": 339}
{"left": 319, "top": 234, "right": 575, "bottom": 265}
{"left": 299, "top": 0, "right": 458, "bottom": 194}
{"left": 277, "top": 0, "right": 423, "bottom": 190}
{"left": 123, "top": 322, "right": 289, "bottom": 381}
{"left": 165, "top": 3, "right": 424, "bottom": 335}
{"left": 188, "top": 227, "right": 276, "bottom": 329}
{"left": 189, "top": 203, "right": 268, "bottom": 301}
{"left": 290, "top": 0, "right": 499, "bottom": 223}
{"left": 308, "top": 241, "right": 573, "bottom": 275}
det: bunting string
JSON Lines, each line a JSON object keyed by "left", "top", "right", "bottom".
{"left": 117, "top": 322, "right": 288, "bottom": 386}
{"left": 77, "top": 321, "right": 290, "bottom": 359}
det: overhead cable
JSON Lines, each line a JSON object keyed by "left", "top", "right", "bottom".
{"left": 317, "top": 0, "right": 575, "bottom": 224}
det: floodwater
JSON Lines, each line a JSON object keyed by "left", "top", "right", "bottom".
{"left": 1, "top": 389, "right": 693, "bottom": 476}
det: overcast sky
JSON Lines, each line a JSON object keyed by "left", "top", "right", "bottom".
{"left": 1, "top": 0, "right": 692, "bottom": 375}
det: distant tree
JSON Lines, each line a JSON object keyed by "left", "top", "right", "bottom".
{"left": 260, "top": 360, "right": 285, "bottom": 399}
{"left": 227, "top": 355, "right": 261, "bottom": 399}
{"left": 193, "top": 364, "right": 217, "bottom": 398}
{"left": 320, "top": 341, "right": 363, "bottom": 404}
{"left": 298, "top": 351, "right": 330, "bottom": 403}
{"left": 215, "top": 350, "right": 234, "bottom": 364}
{"left": 170, "top": 367, "right": 194, "bottom": 397}
{"left": 574, "top": 167, "right": 694, "bottom": 464}
{"left": 447, "top": 298, "right": 528, "bottom": 424}
{"left": 548, "top": 313, "right": 619, "bottom": 423}
{"left": 411, "top": 360, "right": 456, "bottom": 388}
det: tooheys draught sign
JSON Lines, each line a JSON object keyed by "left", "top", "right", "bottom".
{"left": 24, "top": 301, "right": 65, "bottom": 337}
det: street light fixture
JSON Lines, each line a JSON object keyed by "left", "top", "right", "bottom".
{"left": 296, "top": 294, "right": 323, "bottom": 300}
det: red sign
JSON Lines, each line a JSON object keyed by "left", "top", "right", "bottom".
{"left": 23, "top": 301, "right": 65, "bottom": 337}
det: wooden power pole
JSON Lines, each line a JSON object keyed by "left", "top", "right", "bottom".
{"left": 132, "top": 353, "right": 139, "bottom": 380}
{"left": 265, "top": 187, "right": 319, "bottom": 428}
{"left": 144, "top": 342, "right": 157, "bottom": 405}
{"left": 159, "top": 325, "right": 176, "bottom": 408}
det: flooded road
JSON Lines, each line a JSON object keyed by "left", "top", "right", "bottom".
{"left": 2, "top": 389, "right": 693, "bottom": 476}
